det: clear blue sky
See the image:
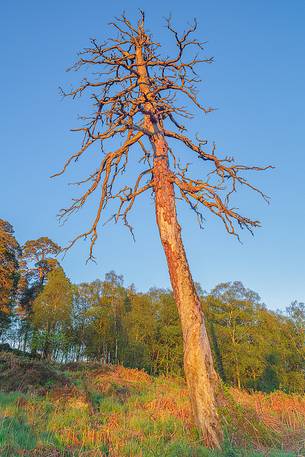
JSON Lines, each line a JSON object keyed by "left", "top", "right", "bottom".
{"left": 1, "top": 0, "right": 304, "bottom": 310}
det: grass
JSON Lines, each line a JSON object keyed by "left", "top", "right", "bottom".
{"left": 0, "top": 360, "right": 304, "bottom": 456}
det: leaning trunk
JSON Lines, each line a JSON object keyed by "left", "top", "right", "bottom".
{"left": 152, "top": 131, "right": 223, "bottom": 448}
{"left": 135, "top": 41, "right": 223, "bottom": 448}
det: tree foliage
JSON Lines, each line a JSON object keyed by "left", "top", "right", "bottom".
{"left": 0, "top": 219, "right": 20, "bottom": 334}
{"left": 204, "top": 283, "right": 305, "bottom": 393}
{"left": 21, "top": 237, "right": 61, "bottom": 286}
{"left": 32, "top": 267, "right": 72, "bottom": 359}
{"left": 0, "top": 220, "right": 303, "bottom": 393}
{"left": 15, "top": 237, "right": 62, "bottom": 353}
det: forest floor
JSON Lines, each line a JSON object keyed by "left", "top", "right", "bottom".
{"left": 0, "top": 351, "right": 304, "bottom": 457}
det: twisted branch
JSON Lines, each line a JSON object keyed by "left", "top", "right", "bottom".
{"left": 54, "top": 12, "right": 272, "bottom": 258}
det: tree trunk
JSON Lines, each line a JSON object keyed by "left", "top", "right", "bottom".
{"left": 209, "top": 321, "right": 226, "bottom": 383}
{"left": 22, "top": 323, "right": 28, "bottom": 353}
{"left": 43, "top": 324, "right": 52, "bottom": 360}
{"left": 135, "top": 41, "right": 223, "bottom": 448}
{"left": 152, "top": 131, "right": 223, "bottom": 448}
{"left": 235, "top": 355, "right": 241, "bottom": 389}
{"left": 231, "top": 326, "right": 241, "bottom": 389}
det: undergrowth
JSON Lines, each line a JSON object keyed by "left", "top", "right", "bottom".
{"left": 0, "top": 354, "right": 304, "bottom": 457}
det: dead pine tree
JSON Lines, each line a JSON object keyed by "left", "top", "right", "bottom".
{"left": 53, "top": 12, "right": 272, "bottom": 448}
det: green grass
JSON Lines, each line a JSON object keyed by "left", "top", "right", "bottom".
{"left": 0, "top": 416, "right": 37, "bottom": 451}
{"left": 0, "top": 365, "right": 303, "bottom": 457}
{"left": 0, "top": 402, "right": 299, "bottom": 457}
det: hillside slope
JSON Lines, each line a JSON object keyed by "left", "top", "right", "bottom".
{"left": 0, "top": 351, "right": 304, "bottom": 456}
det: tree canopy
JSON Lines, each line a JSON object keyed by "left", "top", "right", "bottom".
{"left": 0, "top": 223, "right": 303, "bottom": 394}
{"left": 0, "top": 219, "right": 20, "bottom": 335}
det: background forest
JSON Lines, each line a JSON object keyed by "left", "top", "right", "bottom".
{"left": 1, "top": 218, "right": 304, "bottom": 395}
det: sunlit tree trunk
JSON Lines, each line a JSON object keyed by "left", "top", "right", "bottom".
{"left": 153, "top": 131, "right": 222, "bottom": 447}
{"left": 136, "top": 42, "right": 223, "bottom": 449}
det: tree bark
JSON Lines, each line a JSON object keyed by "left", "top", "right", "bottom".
{"left": 135, "top": 40, "right": 223, "bottom": 448}
{"left": 152, "top": 131, "right": 223, "bottom": 448}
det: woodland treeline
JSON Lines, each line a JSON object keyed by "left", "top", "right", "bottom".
{"left": 1, "top": 218, "right": 304, "bottom": 394}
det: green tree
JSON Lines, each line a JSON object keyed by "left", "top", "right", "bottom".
{"left": 149, "top": 288, "right": 183, "bottom": 375}
{"left": 287, "top": 300, "right": 305, "bottom": 330}
{"left": 74, "top": 273, "right": 128, "bottom": 364}
{"left": 72, "top": 280, "right": 105, "bottom": 361}
{"left": 101, "top": 271, "right": 127, "bottom": 364}
{"left": 281, "top": 302, "right": 305, "bottom": 392}
{"left": 204, "top": 285, "right": 304, "bottom": 394}
{"left": 21, "top": 237, "right": 61, "bottom": 286}
{"left": 32, "top": 267, "right": 72, "bottom": 359}
{"left": 123, "top": 290, "right": 159, "bottom": 372}
{"left": 206, "top": 282, "right": 263, "bottom": 389}
{"left": 18, "top": 237, "right": 61, "bottom": 352}
{"left": 257, "top": 353, "right": 280, "bottom": 393}
{"left": 68, "top": 284, "right": 94, "bottom": 361}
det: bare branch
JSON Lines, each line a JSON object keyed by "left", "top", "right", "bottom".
{"left": 55, "top": 12, "right": 272, "bottom": 258}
